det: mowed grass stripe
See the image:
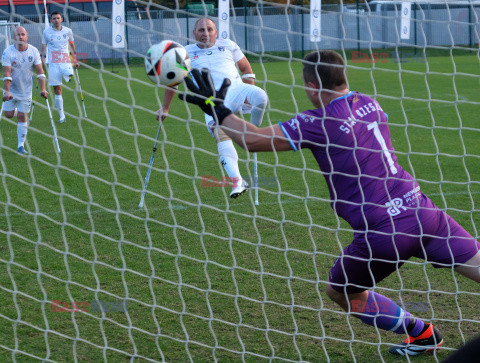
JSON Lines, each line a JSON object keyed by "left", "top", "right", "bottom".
{"left": 0, "top": 52, "right": 479, "bottom": 362}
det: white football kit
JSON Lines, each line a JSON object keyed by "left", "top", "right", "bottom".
{"left": 1, "top": 44, "right": 42, "bottom": 112}
{"left": 42, "top": 26, "right": 74, "bottom": 86}
{"left": 186, "top": 39, "right": 261, "bottom": 135}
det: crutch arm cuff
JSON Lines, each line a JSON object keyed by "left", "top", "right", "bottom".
{"left": 241, "top": 73, "right": 255, "bottom": 79}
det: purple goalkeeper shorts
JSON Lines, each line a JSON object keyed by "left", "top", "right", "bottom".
{"left": 329, "top": 195, "right": 480, "bottom": 294}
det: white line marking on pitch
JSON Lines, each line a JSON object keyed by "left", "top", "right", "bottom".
{"left": 1, "top": 190, "right": 479, "bottom": 218}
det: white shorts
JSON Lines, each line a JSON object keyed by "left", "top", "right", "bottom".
{"left": 48, "top": 64, "right": 73, "bottom": 86}
{"left": 3, "top": 98, "right": 32, "bottom": 114}
{"left": 205, "top": 82, "right": 260, "bottom": 137}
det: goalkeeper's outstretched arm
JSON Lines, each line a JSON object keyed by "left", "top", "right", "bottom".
{"left": 219, "top": 115, "right": 292, "bottom": 152}
{"left": 179, "top": 68, "right": 291, "bottom": 152}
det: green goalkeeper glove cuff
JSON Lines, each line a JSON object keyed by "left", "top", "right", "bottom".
{"left": 179, "top": 68, "right": 233, "bottom": 125}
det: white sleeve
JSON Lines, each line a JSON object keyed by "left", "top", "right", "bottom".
{"left": 230, "top": 41, "right": 245, "bottom": 63}
{"left": 68, "top": 29, "right": 74, "bottom": 43}
{"left": 42, "top": 30, "right": 48, "bottom": 45}
{"left": 1, "top": 50, "right": 11, "bottom": 67}
{"left": 33, "top": 48, "right": 42, "bottom": 66}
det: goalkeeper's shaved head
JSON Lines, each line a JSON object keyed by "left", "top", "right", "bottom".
{"left": 303, "top": 50, "right": 347, "bottom": 91}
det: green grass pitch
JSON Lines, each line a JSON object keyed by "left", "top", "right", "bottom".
{"left": 0, "top": 51, "right": 479, "bottom": 361}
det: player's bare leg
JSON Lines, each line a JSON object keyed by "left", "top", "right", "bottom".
{"left": 454, "top": 251, "right": 480, "bottom": 283}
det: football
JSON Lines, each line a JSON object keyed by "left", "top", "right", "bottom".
{"left": 144, "top": 40, "right": 191, "bottom": 87}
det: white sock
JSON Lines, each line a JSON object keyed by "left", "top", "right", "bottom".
{"left": 17, "top": 122, "right": 28, "bottom": 148}
{"left": 217, "top": 140, "right": 241, "bottom": 184}
{"left": 55, "top": 95, "right": 65, "bottom": 119}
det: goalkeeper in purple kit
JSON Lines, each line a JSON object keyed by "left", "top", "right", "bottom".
{"left": 179, "top": 50, "right": 480, "bottom": 356}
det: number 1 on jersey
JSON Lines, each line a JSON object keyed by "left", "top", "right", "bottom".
{"left": 367, "top": 121, "right": 398, "bottom": 175}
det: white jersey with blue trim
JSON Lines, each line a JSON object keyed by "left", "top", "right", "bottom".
{"left": 185, "top": 39, "right": 245, "bottom": 89}
{"left": 2, "top": 44, "right": 42, "bottom": 100}
{"left": 42, "top": 26, "right": 74, "bottom": 64}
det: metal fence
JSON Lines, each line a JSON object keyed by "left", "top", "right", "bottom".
{"left": 1, "top": 5, "right": 479, "bottom": 63}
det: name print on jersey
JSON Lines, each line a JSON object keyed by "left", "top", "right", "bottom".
{"left": 355, "top": 101, "right": 383, "bottom": 118}
{"left": 339, "top": 101, "right": 383, "bottom": 134}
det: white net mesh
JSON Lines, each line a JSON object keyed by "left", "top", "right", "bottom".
{"left": 0, "top": 0, "right": 479, "bottom": 361}
{"left": 0, "top": 21, "right": 19, "bottom": 55}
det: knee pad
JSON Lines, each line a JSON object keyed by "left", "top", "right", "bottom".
{"left": 4, "top": 111, "right": 15, "bottom": 119}
{"left": 250, "top": 87, "right": 268, "bottom": 107}
{"left": 249, "top": 87, "right": 268, "bottom": 127}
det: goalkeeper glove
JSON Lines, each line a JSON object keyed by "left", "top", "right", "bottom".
{"left": 179, "top": 68, "right": 233, "bottom": 125}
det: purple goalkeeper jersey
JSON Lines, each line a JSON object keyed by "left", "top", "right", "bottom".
{"left": 280, "top": 91, "right": 421, "bottom": 230}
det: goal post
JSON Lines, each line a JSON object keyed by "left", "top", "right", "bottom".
{"left": 0, "top": 1, "right": 479, "bottom": 361}
{"left": 0, "top": 21, "right": 20, "bottom": 59}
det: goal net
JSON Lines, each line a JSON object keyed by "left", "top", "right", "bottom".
{"left": 0, "top": 21, "right": 20, "bottom": 55}
{"left": 0, "top": 0, "right": 479, "bottom": 361}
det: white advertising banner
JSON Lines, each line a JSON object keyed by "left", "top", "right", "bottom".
{"left": 112, "top": 0, "right": 125, "bottom": 48}
{"left": 401, "top": 2, "right": 412, "bottom": 40}
{"left": 218, "top": 0, "right": 230, "bottom": 40}
{"left": 310, "top": 0, "right": 321, "bottom": 42}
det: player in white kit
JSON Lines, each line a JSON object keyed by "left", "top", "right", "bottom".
{"left": 41, "top": 11, "right": 79, "bottom": 123}
{"left": 157, "top": 18, "right": 268, "bottom": 199}
{"left": 2, "top": 26, "right": 48, "bottom": 154}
